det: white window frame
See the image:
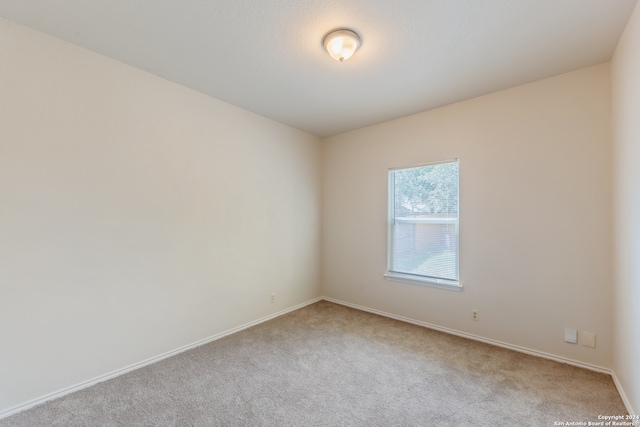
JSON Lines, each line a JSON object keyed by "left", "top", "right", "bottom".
{"left": 384, "top": 159, "right": 462, "bottom": 292}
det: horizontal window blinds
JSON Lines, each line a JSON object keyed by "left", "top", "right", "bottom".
{"left": 389, "top": 160, "right": 459, "bottom": 282}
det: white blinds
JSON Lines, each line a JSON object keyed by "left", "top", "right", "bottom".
{"left": 389, "top": 160, "right": 459, "bottom": 282}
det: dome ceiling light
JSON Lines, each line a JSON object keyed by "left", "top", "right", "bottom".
{"left": 323, "top": 29, "right": 361, "bottom": 63}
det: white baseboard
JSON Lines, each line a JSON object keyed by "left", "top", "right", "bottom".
{"left": 0, "top": 296, "right": 322, "bottom": 420}
{"left": 322, "top": 296, "right": 612, "bottom": 375}
{"left": 612, "top": 371, "right": 638, "bottom": 416}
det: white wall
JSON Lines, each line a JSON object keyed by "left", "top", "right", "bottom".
{"left": 0, "top": 18, "right": 321, "bottom": 413}
{"left": 612, "top": 0, "right": 640, "bottom": 415}
{"left": 322, "top": 64, "right": 613, "bottom": 369}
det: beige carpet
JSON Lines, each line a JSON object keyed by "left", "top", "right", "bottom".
{"left": 0, "top": 301, "right": 627, "bottom": 426}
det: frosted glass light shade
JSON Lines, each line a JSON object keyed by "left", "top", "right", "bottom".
{"left": 323, "top": 29, "right": 361, "bottom": 62}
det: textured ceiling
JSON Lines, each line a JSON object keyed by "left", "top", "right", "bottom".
{"left": 0, "top": 0, "right": 637, "bottom": 137}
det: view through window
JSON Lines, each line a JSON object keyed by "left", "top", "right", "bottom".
{"left": 388, "top": 160, "right": 459, "bottom": 286}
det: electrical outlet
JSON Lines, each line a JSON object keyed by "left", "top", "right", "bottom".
{"left": 581, "top": 331, "right": 596, "bottom": 348}
{"left": 270, "top": 293, "right": 276, "bottom": 304}
{"left": 472, "top": 309, "right": 479, "bottom": 321}
{"left": 564, "top": 328, "right": 578, "bottom": 344}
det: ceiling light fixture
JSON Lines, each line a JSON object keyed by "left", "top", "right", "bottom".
{"left": 323, "top": 29, "right": 361, "bottom": 63}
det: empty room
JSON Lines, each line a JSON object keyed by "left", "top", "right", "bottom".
{"left": 1, "top": 0, "right": 639, "bottom": 425}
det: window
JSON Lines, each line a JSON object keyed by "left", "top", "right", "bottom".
{"left": 385, "top": 159, "right": 460, "bottom": 290}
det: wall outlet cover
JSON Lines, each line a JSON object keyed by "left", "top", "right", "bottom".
{"left": 564, "top": 328, "right": 578, "bottom": 344}
{"left": 582, "top": 331, "right": 596, "bottom": 348}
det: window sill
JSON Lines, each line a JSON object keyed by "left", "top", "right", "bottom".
{"left": 384, "top": 272, "right": 463, "bottom": 292}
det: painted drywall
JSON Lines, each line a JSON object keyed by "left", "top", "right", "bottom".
{"left": 0, "top": 18, "right": 321, "bottom": 413}
{"left": 322, "top": 64, "right": 613, "bottom": 369}
{"left": 612, "top": 0, "right": 640, "bottom": 415}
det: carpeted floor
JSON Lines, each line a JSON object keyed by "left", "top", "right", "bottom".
{"left": 0, "top": 301, "right": 627, "bottom": 426}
